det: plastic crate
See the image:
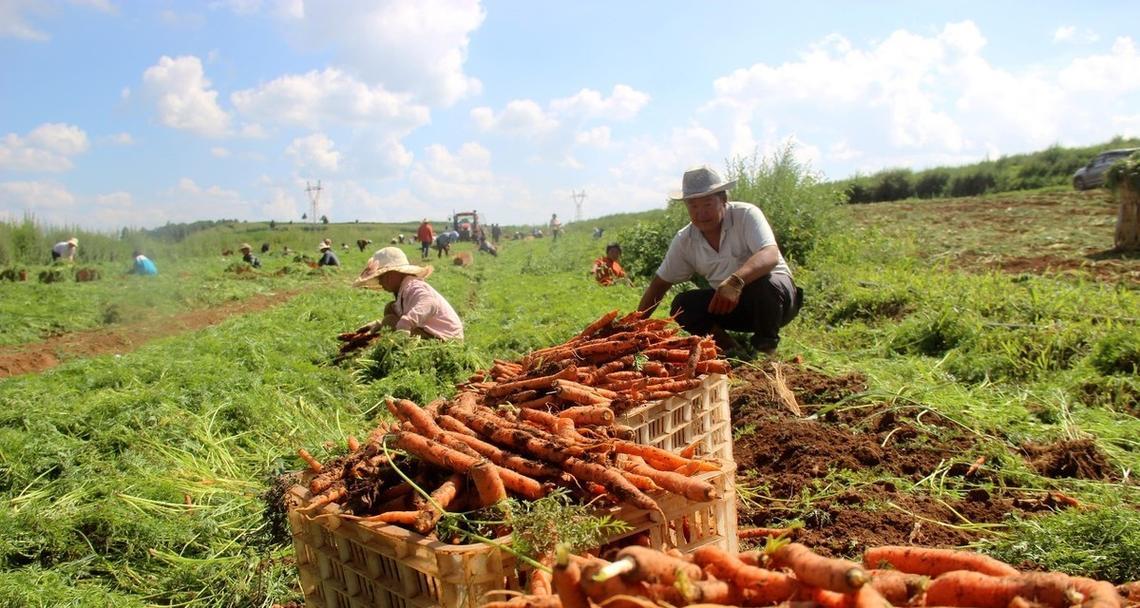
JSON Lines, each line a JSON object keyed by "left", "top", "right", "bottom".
{"left": 288, "top": 488, "right": 524, "bottom": 608}
{"left": 602, "top": 458, "right": 738, "bottom": 555}
{"left": 617, "top": 373, "right": 732, "bottom": 463}
{"left": 288, "top": 463, "right": 737, "bottom": 607}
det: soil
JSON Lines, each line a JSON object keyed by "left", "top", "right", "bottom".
{"left": 1021, "top": 439, "right": 1115, "bottom": 480}
{"left": 729, "top": 361, "right": 1044, "bottom": 558}
{"left": 957, "top": 252, "right": 1140, "bottom": 284}
{"left": 0, "top": 290, "right": 301, "bottom": 379}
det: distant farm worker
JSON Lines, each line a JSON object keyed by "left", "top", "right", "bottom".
{"left": 352, "top": 247, "right": 463, "bottom": 340}
{"left": 318, "top": 242, "right": 340, "bottom": 267}
{"left": 416, "top": 218, "right": 434, "bottom": 260}
{"left": 478, "top": 235, "right": 498, "bottom": 257}
{"left": 491, "top": 223, "right": 502, "bottom": 244}
{"left": 128, "top": 250, "right": 158, "bottom": 276}
{"left": 239, "top": 243, "right": 261, "bottom": 268}
{"left": 356, "top": 238, "right": 373, "bottom": 252}
{"left": 51, "top": 237, "right": 78, "bottom": 262}
{"left": 637, "top": 165, "right": 802, "bottom": 355}
{"left": 434, "top": 230, "right": 458, "bottom": 258}
{"left": 592, "top": 242, "right": 628, "bottom": 286}
{"left": 260, "top": 242, "right": 270, "bottom": 254}
{"left": 550, "top": 213, "right": 563, "bottom": 241}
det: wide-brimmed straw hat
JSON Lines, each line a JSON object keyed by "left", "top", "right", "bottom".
{"left": 353, "top": 247, "right": 433, "bottom": 289}
{"left": 670, "top": 165, "right": 736, "bottom": 200}
{"left": 239, "top": 243, "right": 252, "bottom": 251}
{"left": 67, "top": 237, "right": 79, "bottom": 247}
{"left": 319, "top": 242, "right": 331, "bottom": 251}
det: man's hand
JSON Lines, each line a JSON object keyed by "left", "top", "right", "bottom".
{"left": 708, "top": 275, "right": 744, "bottom": 315}
{"left": 355, "top": 320, "right": 383, "bottom": 334}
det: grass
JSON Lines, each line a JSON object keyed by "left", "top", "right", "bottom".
{"left": 0, "top": 190, "right": 1138, "bottom": 605}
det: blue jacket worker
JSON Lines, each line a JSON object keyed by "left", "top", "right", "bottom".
{"left": 130, "top": 250, "right": 158, "bottom": 276}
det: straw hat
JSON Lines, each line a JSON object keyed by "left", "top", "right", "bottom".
{"left": 353, "top": 247, "right": 433, "bottom": 289}
{"left": 670, "top": 165, "right": 736, "bottom": 200}
{"left": 67, "top": 237, "right": 79, "bottom": 247}
{"left": 319, "top": 242, "right": 331, "bottom": 251}
{"left": 239, "top": 243, "right": 252, "bottom": 252}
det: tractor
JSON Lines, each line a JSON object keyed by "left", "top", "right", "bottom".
{"left": 452, "top": 211, "right": 481, "bottom": 241}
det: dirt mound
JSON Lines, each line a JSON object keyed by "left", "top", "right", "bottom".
{"left": 0, "top": 290, "right": 301, "bottom": 379}
{"left": 1022, "top": 439, "right": 1114, "bottom": 480}
{"left": 730, "top": 361, "right": 1028, "bottom": 557}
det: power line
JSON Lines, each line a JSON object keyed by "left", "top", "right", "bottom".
{"left": 570, "top": 189, "right": 587, "bottom": 222}
{"left": 305, "top": 180, "right": 322, "bottom": 224}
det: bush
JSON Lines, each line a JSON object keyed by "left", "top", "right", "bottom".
{"left": 1088, "top": 327, "right": 1140, "bottom": 376}
{"left": 870, "top": 169, "right": 914, "bottom": 202}
{"left": 948, "top": 167, "right": 997, "bottom": 197}
{"left": 981, "top": 509, "right": 1140, "bottom": 582}
{"left": 889, "top": 309, "right": 977, "bottom": 357}
{"left": 619, "top": 144, "right": 845, "bottom": 278}
{"left": 913, "top": 170, "right": 950, "bottom": 198}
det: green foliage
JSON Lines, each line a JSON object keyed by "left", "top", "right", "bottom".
{"left": 619, "top": 143, "right": 845, "bottom": 276}
{"left": 1088, "top": 326, "right": 1140, "bottom": 376}
{"left": 981, "top": 509, "right": 1140, "bottom": 582}
{"left": 889, "top": 308, "right": 977, "bottom": 357}
{"left": 354, "top": 332, "right": 488, "bottom": 402}
{"left": 1105, "top": 151, "right": 1140, "bottom": 193}
{"left": 836, "top": 137, "right": 1140, "bottom": 204}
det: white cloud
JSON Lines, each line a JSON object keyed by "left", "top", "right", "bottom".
{"left": 105, "top": 132, "right": 134, "bottom": 145}
{"left": 0, "top": 180, "right": 76, "bottom": 211}
{"left": 550, "top": 85, "right": 650, "bottom": 120}
{"left": 0, "top": 1, "right": 51, "bottom": 41}
{"left": 261, "top": 185, "right": 302, "bottom": 220}
{"left": 0, "top": 123, "right": 90, "bottom": 172}
{"left": 141, "top": 55, "right": 232, "bottom": 137}
{"left": 471, "top": 100, "right": 558, "bottom": 136}
{"left": 1054, "top": 25, "right": 1075, "bottom": 42}
{"left": 286, "top": 1, "right": 485, "bottom": 106}
{"left": 286, "top": 133, "right": 341, "bottom": 172}
{"left": 211, "top": 146, "right": 231, "bottom": 158}
{"left": 1054, "top": 25, "right": 1099, "bottom": 44}
{"left": 828, "top": 140, "right": 862, "bottom": 162}
{"left": 575, "top": 126, "right": 612, "bottom": 148}
{"left": 1058, "top": 37, "right": 1140, "bottom": 93}
{"left": 231, "top": 68, "right": 430, "bottom": 131}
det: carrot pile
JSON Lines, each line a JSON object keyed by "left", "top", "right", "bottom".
{"left": 294, "top": 393, "right": 725, "bottom": 538}
{"left": 481, "top": 543, "right": 1126, "bottom": 608}
{"left": 333, "top": 329, "right": 380, "bottom": 361}
{"left": 462, "top": 309, "right": 731, "bottom": 415}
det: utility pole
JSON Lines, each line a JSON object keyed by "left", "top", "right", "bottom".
{"left": 571, "top": 189, "right": 587, "bottom": 223}
{"left": 305, "top": 180, "right": 322, "bottom": 226}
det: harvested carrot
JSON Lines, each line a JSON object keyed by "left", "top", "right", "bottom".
{"left": 614, "top": 441, "right": 720, "bottom": 473}
{"left": 470, "top": 458, "right": 508, "bottom": 507}
{"left": 695, "top": 359, "right": 730, "bottom": 374}
{"left": 863, "top": 546, "right": 1019, "bottom": 578}
{"left": 558, "top": 405, "right": 615, "bottom": 426}
{"left": 480, "top": 596, "right": 560, "bottom": 608}
{"left": 487, "top": 365, "right": 578, "bottom": 398}
{"left": 516, "top": 395, "right": 556, "bottom": 410}
{"left": 439, "top": 430, "right": 561, "bottom": 478}
{"left": 562, "top": 457, "right": 660, "bottom": 514}
{"left": 364, "top": 510, "right": 420, "bottom": 526}
{"left": 771, "top": 542, "right": 869, "bottom": 593}
{"left": 553, "top": 551, "right": 590, "bottom": 608}
{"left": 578, "top": 309, "right": 620, "bottom": 340}
{"left": 412, "top": 473, "right": 462, "bottom": 534}
{"left": 925, "top": 571, "right": 1076, "bottom": 608}
{"left": 618, "top": 456, "right": 718, "bottom": 502}
{"left": 691, "top": 545, "right": 799, "bottom": 603}
{"left": 1071, "top": 576, "right": 1124, "bottom": 608}
{"left": 437, "top": 415, "right": 479, "bottom": 437}
{"left": 528, "top": 568, "right": 553, "bottom": 596}
{"left": 737, "top": 525, "right": 801, "bottom": 540}
{"left": 393, "top": 430, "right": 546, "bottom": 500}
{"left": 852, "top": 582, "right": 894, "bottom": 608}
{"left": 965, "top": 455, "right": 986, "bottom": 477}
{"left": 554, "top": 380, "right": 612, "bottom": 405}
{"left": 297, "top": 448, "right": 322, "bottom": 474}
{"left": 346, "top": 435, "right": 360, "bottom": 452}
{"left": 679, "top": 438, "right": 702, "bottom": 459}
{"left": 388, "top": 398, "right": 446, "bottom": 439}
{"left": 611, "top": 545, "right": 704, "bottom": 585}
{"left": 867, "top": 569, "right": 929, "bottom": 605}
{"left": 618, "top": 470, "right": 661, "bottom": 492}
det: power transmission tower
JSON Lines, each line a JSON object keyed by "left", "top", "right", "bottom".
{"left": 570, "top": 190, "right": 587, "bottom": 223}
{"left": 305, "top": 180, "right": 322, "bottom": 226}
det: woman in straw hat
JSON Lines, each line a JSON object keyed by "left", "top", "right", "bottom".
{"left": 317, "top": 242, "right": 340, "bottom": 267}
{"left": 352, "top": 247, "right": 463, "bottom": 340}
{"left": 239, "top": 243, "right": 261, "bottom": 268}
{"left": 637, "top": 165, "right": 802, "bottom": 355}
{"left": 51, "top": 237, "right": 79, "bottom": 262}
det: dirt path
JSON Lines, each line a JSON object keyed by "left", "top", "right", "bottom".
{"left": 0, "top": 290, "right": 302, "bottom": 379}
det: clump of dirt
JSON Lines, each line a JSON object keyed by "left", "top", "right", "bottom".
{"left": 1022, "top": 439, "right": 1114, "bottom": 480}
{"left": 731, "top": 362, "right": 867, "bottom": 415}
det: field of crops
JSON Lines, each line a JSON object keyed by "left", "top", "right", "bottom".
{"left": 0, "top": 187, "right": 1138, "bottom": 607}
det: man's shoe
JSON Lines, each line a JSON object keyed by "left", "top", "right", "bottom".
{"left": 750, "top": 334, "right": 778, "bottom": 355}
{"left": 710, "top": 327, "right": 741, "bottom": 353}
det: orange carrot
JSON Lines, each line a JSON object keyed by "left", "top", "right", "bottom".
{"left": 738, "top": 525, "right": 800, "bottom": 540}
{"left": 470, "top": 458, "right": 508, "bottom": 507}
{"left": 437, "top": 414, "right": 479, "bottom": 437}
{"left": 528, "top": 568, "right": 553, "bottom": 596}
{"left": 439, "top": 430, "right": 561, "bottom": 478}
{"left": 695, "top": 359, "right": 730, "bottom": 374}
{"left": 553, "top": 554, "right": 590, "bottom": 608}
{"left": 487, "top": 365, "right": 579, "bottom": 397}
{"left": 553, "top": 379, "right": 612, "bottom": 405}
{"left": 965, "top": 455, "right": 986, "bottom": 477}
{"left": 691, "top": 545, "right": 799, "bottom": 603}
{"left": 868, "top": 569, "right": 929, "bottom": 605}
{"left": 305, "top": 486, "right": 346, "bottom": 511}
{"left": 516, "top": 395, "right": 556, "bottom": 410}
{"left": 297, "top": 448, "right": 322, "bottom": 473}
{"left": 578, "top": 309, "right": 620, "bottom": 339}
{"left": 618, "top": 470, "right": 662, "bottom": 492}
{"left": 393, "top": 430, "right": 546, "bottom": 500}
{"left": 562, "top": 457, "right": 660, "bottom": 514}
{"left": 613, "top": 441, "right": 720, "bottom": 473}
{"left": 388, "top": 398, "right": 446, "bottom": 439}
{"left": 852, "top": 581, "right": 894, "bottom": 608}
{"left": 573, "top": 340, "right": 639, "bottom": 358}
{"left": 618, "top": 456, "right": 718, "bottom": 502}
{"left": 644, "top": 378, "right": 702, "bottom": 394}
{"left": 643, "top": 348, "right": 693, "bottom": 362}
{"left": 863, "top": 546, "right": 1019, "bottom": 578}
{"left": 924, "top": 571, "right": 1075, "bottom": 608}
{"left": 413, "top": 473, "right": 463, "bottom": 534}
{"left": 363, "top": 510, "right": 420, "bottom": 526}
{"left": 558, "top": 405, "right": 615, "bottom": 426}
{"left": 679, "top": 438, "right": 701, "bottom": 459}
{"left": 346, "top": 435, "right": 360, "bottom": 452}
{"left": 1071, "top": 577, "right": 1124, "bottom": 608}
{"left": 771, "top": 542, "right": 869, "bottom": 593}
{"left": 611, "top": 545, "right": 704, "bottom": 585}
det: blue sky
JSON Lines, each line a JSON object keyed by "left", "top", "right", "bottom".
{"left": 2, "top": 1, "right": 1138, "bottom": 230}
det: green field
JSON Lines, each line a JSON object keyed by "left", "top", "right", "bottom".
{"left": 1, "top": 188, "right": 1138, "bottom": 606}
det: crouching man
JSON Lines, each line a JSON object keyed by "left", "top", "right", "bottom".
{"left": 636, "top": 165, "right": 802, "bottom": 354}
